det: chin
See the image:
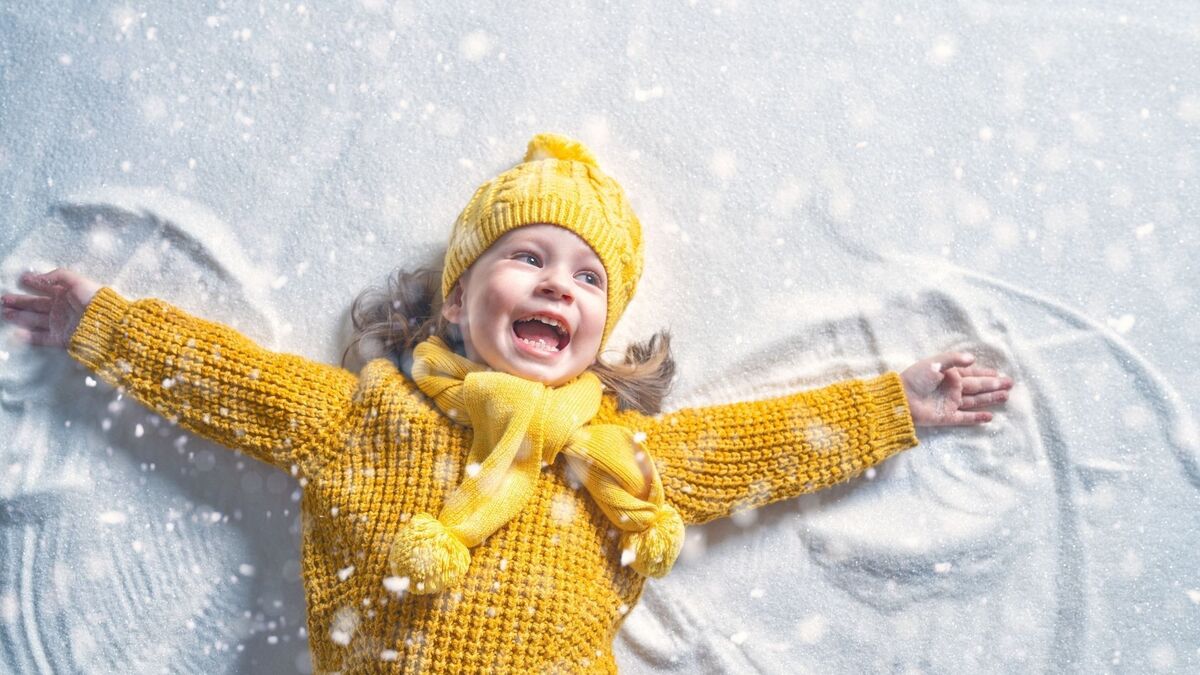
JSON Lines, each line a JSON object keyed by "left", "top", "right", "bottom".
{"left": 512, "top": 364, "right": 576, "bottom": 387}
{"left": 515, "top": 356, "right": 595, "bottom": 387}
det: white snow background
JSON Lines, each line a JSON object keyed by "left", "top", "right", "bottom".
{"left": 2, "top": 1, "right": 1198, "bottom": 673}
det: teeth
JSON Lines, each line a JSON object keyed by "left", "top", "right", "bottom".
{"left": 520, "top": 315, "right": 566, "bottom": 335}
{"left": 519, "top": 337, "right": 559, "bottom": 352}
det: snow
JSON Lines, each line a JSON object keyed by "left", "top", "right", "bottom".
{"left": 549, "top": 492, "right": 576, "bottom": 526}
{"left": 328, "top": 606, "right": 358, "bottom": 647}
{"left": 97, "top": 511, "right": 127, "bottom": 525}
{"left": 382, "top": 576, "right": 409, "bottom": 595}
{"left": 1, "top": 1, "right": 1198, "bottom": 673}
{"left": 620, "top": 548, "right": 637, "bottom": 567}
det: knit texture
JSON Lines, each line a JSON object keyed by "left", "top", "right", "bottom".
{"left": 442, "top": 133, "right": 643, "bottom": 347}
{"left": 68, "top": 287, "right": 920, "bottom": 673}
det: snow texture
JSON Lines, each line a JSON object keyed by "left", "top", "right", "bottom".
{"left": 2, "top": 1, "right": 1199, "bottom": 673}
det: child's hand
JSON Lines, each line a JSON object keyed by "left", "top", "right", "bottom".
{"left": 899, "top": 352, "right": 1013, "bottom": 427}
{"left": 1, "top": 268, "right": 102, "bottom": 348}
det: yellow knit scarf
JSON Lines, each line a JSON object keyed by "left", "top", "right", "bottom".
{"left": 389, "top": 336, "right": 685, "bottom": 594}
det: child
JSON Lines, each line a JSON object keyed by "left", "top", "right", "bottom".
{"left": 1, "top": 133, "right": 1013, "bottom": 673}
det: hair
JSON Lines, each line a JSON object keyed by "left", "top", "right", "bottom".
{"left": 340, "top": 263, "right": 676, "bottom": 415}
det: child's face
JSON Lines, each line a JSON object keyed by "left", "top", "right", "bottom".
{"left": 442, "top": 224, "right": 608, "bottom": 387}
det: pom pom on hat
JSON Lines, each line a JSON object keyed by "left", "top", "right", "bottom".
{"left": 388, "top": 513, "right": 471, "bottom": 595}
{"left": 523, "top": 133, "right": 599, "bottom": 167}
{"left": 619, "top": 504, "right": 685, "bottom": 578}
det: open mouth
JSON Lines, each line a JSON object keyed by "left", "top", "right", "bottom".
{"left": 512, "top": 314, "right": 571, "bottom": 354}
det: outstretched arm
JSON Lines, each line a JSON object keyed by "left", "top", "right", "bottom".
{"left": 606, "top": 349, "right": 1014, "bottom": 526}
{"left": 4, "top": 269, "right": 360, "bottom": 476}
{"left": 610, "top": 372, "right": 919, "bottom": 525}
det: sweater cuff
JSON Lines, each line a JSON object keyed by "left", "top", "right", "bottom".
{"left": 67, "top": 286, "right": 130, "bottom": 373}
{"left": 862, "top": 371, "right": 920, "bottom": 459}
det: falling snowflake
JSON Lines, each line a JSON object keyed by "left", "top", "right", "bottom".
{"left": 796, "top": 614, "right": 827, "bottom": 644}
{"left": 383, "top": 576, "right": 410, "bottom": 595}
{"left": 620, "top": 548, "right": 636, "bottom": 567}
{"left": 329, "top": 606, "right": 359, "bottom": 646}
{"left": 97, "top": 511, "right": 127, "bottom": 525}
{"left": 550, "top": 493, "right": 576, "bottom": 526}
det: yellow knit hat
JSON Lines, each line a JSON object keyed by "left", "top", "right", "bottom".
{"left": 442, "top": 133, "right": 644, "bottom": 347}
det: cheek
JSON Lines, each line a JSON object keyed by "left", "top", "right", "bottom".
{"left": 581, "top": 297, "right": 607, "bottom": 346}
{"left": 470, "top": 286, "right": 514, "bottom": 325}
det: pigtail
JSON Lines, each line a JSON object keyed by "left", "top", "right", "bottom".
{"left": 592, "top": 330, "right": 676, "bottom": 415}
{"left": 340, "top": 265, "right": 462, "bottom": 372}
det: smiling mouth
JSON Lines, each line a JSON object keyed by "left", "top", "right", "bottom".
{"left": 512, "top": 315, "right": 570, "bottom": 353}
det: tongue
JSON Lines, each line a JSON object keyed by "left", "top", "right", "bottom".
{"left": 514, "top": 320, "right": 559, "bottom": 345}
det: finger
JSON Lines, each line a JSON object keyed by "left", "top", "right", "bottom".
{"left": 936, "top": 351, "right": 976, "bottom": 369}
{"left": 1, "top": 307, "right": 51, "bottom": 330}
{"left": 958, "top": 366, "right": 997, "bottom": 377}
{"left": 41, "top": 268, "right": 85, "bottom": 288}
{"left": 25, "top": 329, "right": 61, "bottom": 347}
{"left": 962, "top": 376, "right": 1012, "bottom": 395}
{"left": 947, "top": 410, "right": 993, "bottom": 426}
{"left": 961, "top": 390, "right": 1009, "bottom": 409}
{"left": 11, "top": 326, "right": 61, "bottom": 348}
{"left": 7, "top": 327, "right": 37, "bottom": 345}
{"left": 1, "top": 294, "right": 52, "bottom": 313}
{"left": 19, "top": 272, "right": 66, "bottom": 293}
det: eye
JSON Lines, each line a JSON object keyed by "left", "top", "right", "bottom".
{"left": 514, "top": 252, "right": 541, "bottom": 266}
{"left": 575, "top": 270, "right": 603, "bottom": 287}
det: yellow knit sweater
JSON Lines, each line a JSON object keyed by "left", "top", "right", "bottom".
{"left": 67, "top": 287, "right": 919, "bottom": 673}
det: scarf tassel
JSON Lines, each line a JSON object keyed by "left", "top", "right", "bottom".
{"left": 388, "top": 513, "right": 471, "bottom": 594}
{"left": 620, "top": 504, "right": 685, "bottom": 577}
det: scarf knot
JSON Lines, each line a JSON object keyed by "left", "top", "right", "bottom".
{"left": 389, "top": 337, "right": 684, "bottom": 594}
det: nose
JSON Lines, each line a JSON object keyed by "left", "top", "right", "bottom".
{"left": 537, "top": 267, "right": 574, "bottom": 302}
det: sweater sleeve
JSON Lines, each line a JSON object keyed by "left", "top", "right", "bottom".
{"left": 614, "top": 372, "right": 919, "bottom": 525}
{"left": 67, "top": 286, "right": 360, "bottom": 475}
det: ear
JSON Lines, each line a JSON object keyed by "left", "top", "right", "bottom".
{"left": 441, "top": 281, "right": 465, "bottom": 324}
